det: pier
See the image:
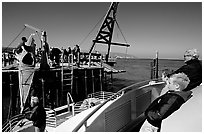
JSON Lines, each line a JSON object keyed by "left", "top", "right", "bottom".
{"left": 2, "top": 62, "right": 114, "bottom": 124}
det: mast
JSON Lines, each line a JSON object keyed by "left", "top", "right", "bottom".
{"left": 89, "top": 2, "right": 130, "bottom": 62}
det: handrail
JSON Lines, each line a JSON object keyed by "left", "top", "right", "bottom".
{"left": 2, "top": 113, "right": 25, "bottom": 132}
{"left": 72, "top": 78, "right": 161, "bottom": 132}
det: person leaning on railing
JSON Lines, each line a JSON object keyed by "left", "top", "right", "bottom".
{"left": 161, "top": 49, "right": 202, "bottom": 95}
{"left": 140, "top": 73, "right": 192, "bottom": 132}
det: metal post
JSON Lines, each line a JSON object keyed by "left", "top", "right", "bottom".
{"left": 104, "top": 72, "right": 107, "bottom": 90}
{"left": 102, "top": 91, "right": 105, "bottom": 101}
{"left": 100, "top": 54, "right": 103, "bottom": 67}
{"left": 91, "top": 69, "right": 95, "bottom": 93}
{"left": 156, "top": 51, "right": 159, "bottom": 79}
{"left": 150, "top": 61, "right": 153, "bottom": 79}
{"left": 56, "top": 71, "right": 59, "bottom": 107}
{"left": 76, "top": 76, "right": 78, "bottom": 96}
{"left": 84, "top": 69, "right": 87, "bottom": 98}
{"left": 88, "top": 53, "right": 91, "bottom": 67}
{"left": 99, "top": 69, "right": 103, "bottom": 91}
{"left": 111, "top": 73, "right": 113, "bottom": 84}
{"left": 61, "top": 59, "right": 64, "bottom": 103}
{"left": 8, "top": 73, "right": 13, "bottom": 119}
{"left": 67, "top": 93, "right": 70, "bottom": 112}
{"left": 72, "top": 104, "right": 75, "bottom": 116}
{"left": 153, "top": 59, "right": 156, "bottom": 79}
{"left": 56, "top": 87, "right": 59, "bottom": 107}
{"left": 41, "top": 78, "right": 45, "bottom": 107}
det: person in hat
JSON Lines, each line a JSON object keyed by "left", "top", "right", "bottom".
{"left": 140, "top": 73, "right": 192, "bottom": 132}
{"left": 50, "top": 47, "right": 62, "bottom": 67}
{"left": 161, "top": 48, "right": 202, "bottom": 93}
{"left": 15, "top": 34, "right": 36, "bottom": 67}
{"left": 73, "top": 44, "right": 80, "bottom": 67}
{"left": 15, "top": 37, "right": 27, "bottom": 54}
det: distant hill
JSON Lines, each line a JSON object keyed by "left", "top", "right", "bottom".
{"left": 96, "top": 51, "right": 137, "bottom": 59}
{"left": 108, "top": 52, "right": 137, "bottom": 59}
{"left": 79, "top": 49, "right": 137, "bottom": 59}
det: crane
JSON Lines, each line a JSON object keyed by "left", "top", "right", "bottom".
{"left": 88, "top": 2, "right": 130, "bottom": 63}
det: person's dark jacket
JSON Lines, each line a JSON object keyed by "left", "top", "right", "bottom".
{"left": 167, "top": 59, "right": 202, "bottom": 91}
{"left": 16, "top": 43, "right": 34, "bottom": 66}
{"left": 50, "top": 47, "right": 61, "bottom": 63}
{"left": 145, "top": 90, "right": 192, "bottom": 129}
{"left": 26, "top": 104, "right": 46, "bottom": 128}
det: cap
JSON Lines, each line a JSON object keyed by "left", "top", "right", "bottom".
{"left": 22, "top": 37, "right": 27, "bottom": 42}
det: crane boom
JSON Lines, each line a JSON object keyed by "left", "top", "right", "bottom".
{"left": 89, "top": 2, "right": 130, "bottom": 62}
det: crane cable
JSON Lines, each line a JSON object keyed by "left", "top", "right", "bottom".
{"left": 78, "top": 14, "right": 106, "bottom": 47}
{"left": 115, "top": 20, "right": 129, "bottom": 70}
{"left": 3, "top": 26, "right": 26, "bottom": 53}
{"left": 115, "top": 20, "right": 128, "bottom": 45}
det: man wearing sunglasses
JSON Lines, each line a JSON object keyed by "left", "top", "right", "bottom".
{"left": 162, "top": 49, "right": 202, "bottom": 92}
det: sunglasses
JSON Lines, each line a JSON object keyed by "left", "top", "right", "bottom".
{"left": 184, "top": 55, "right": 192, "bottom": 57}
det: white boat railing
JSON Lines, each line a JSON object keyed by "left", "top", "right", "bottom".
{"left": 45, "top": 103, "right": 75, "bottom": 128}
{"left": 45, "top": 91, "right": 120, "bottom": 128}
{"left": 72, "top": 79, "right": 159, "bottom": 132}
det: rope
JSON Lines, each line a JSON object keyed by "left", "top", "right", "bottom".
{"left": 78, "top": 14, "right": 106, "bottom": 47}
{"left": 115, "top": 20, "right": 129, "bottom": 70}
{"left": 115, "top": 20, "right": 128, "bottom": 45}
{"left": 3, "top": 26, "right": 26, "bottom": 53}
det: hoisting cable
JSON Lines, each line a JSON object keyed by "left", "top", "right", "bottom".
{"left": 78, "top": 14, "right": 106, "bottom": 47}
{"left": 115, "top": 20, "right": 128, "bottom": 45}
{"left": 3, "top": 26, "right": 26, "bottom": 53}
{"left": 115, "top": 20, "right": 129, "bottom": 70}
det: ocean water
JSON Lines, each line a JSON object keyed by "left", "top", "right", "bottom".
{"left": 110, "top": 58, "right": 184, "bottom": 92}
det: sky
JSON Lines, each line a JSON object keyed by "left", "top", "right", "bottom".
{"left": 2, "top": 1, "right": 202, "bottom": 59}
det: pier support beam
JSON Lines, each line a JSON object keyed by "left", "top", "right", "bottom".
{"left": 41, "top": 78, "right": 45, "bottom": 107}
{"left": 91, "top": 70, "right": 95, "bottom": 93}
{"left": 84, "top": 69, "right": 88, "bottom": 98}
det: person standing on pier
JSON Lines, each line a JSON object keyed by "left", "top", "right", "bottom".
{"left": 50, "top": 47, "right": 61, "bottom": 67}
{"left": 15, "top": 34, "right": 36, "bottom": 67}
{"left": 16, "top": 36, "right": 27, "bottom": 54}
{"left": 63, "top": 48, "right": 68, "bottom": 62}
{"left": 68, "top": 47, "right": 72, "bottom": 63}
{"left": 73, "top": 44, "right": 80, "bottom": 67}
